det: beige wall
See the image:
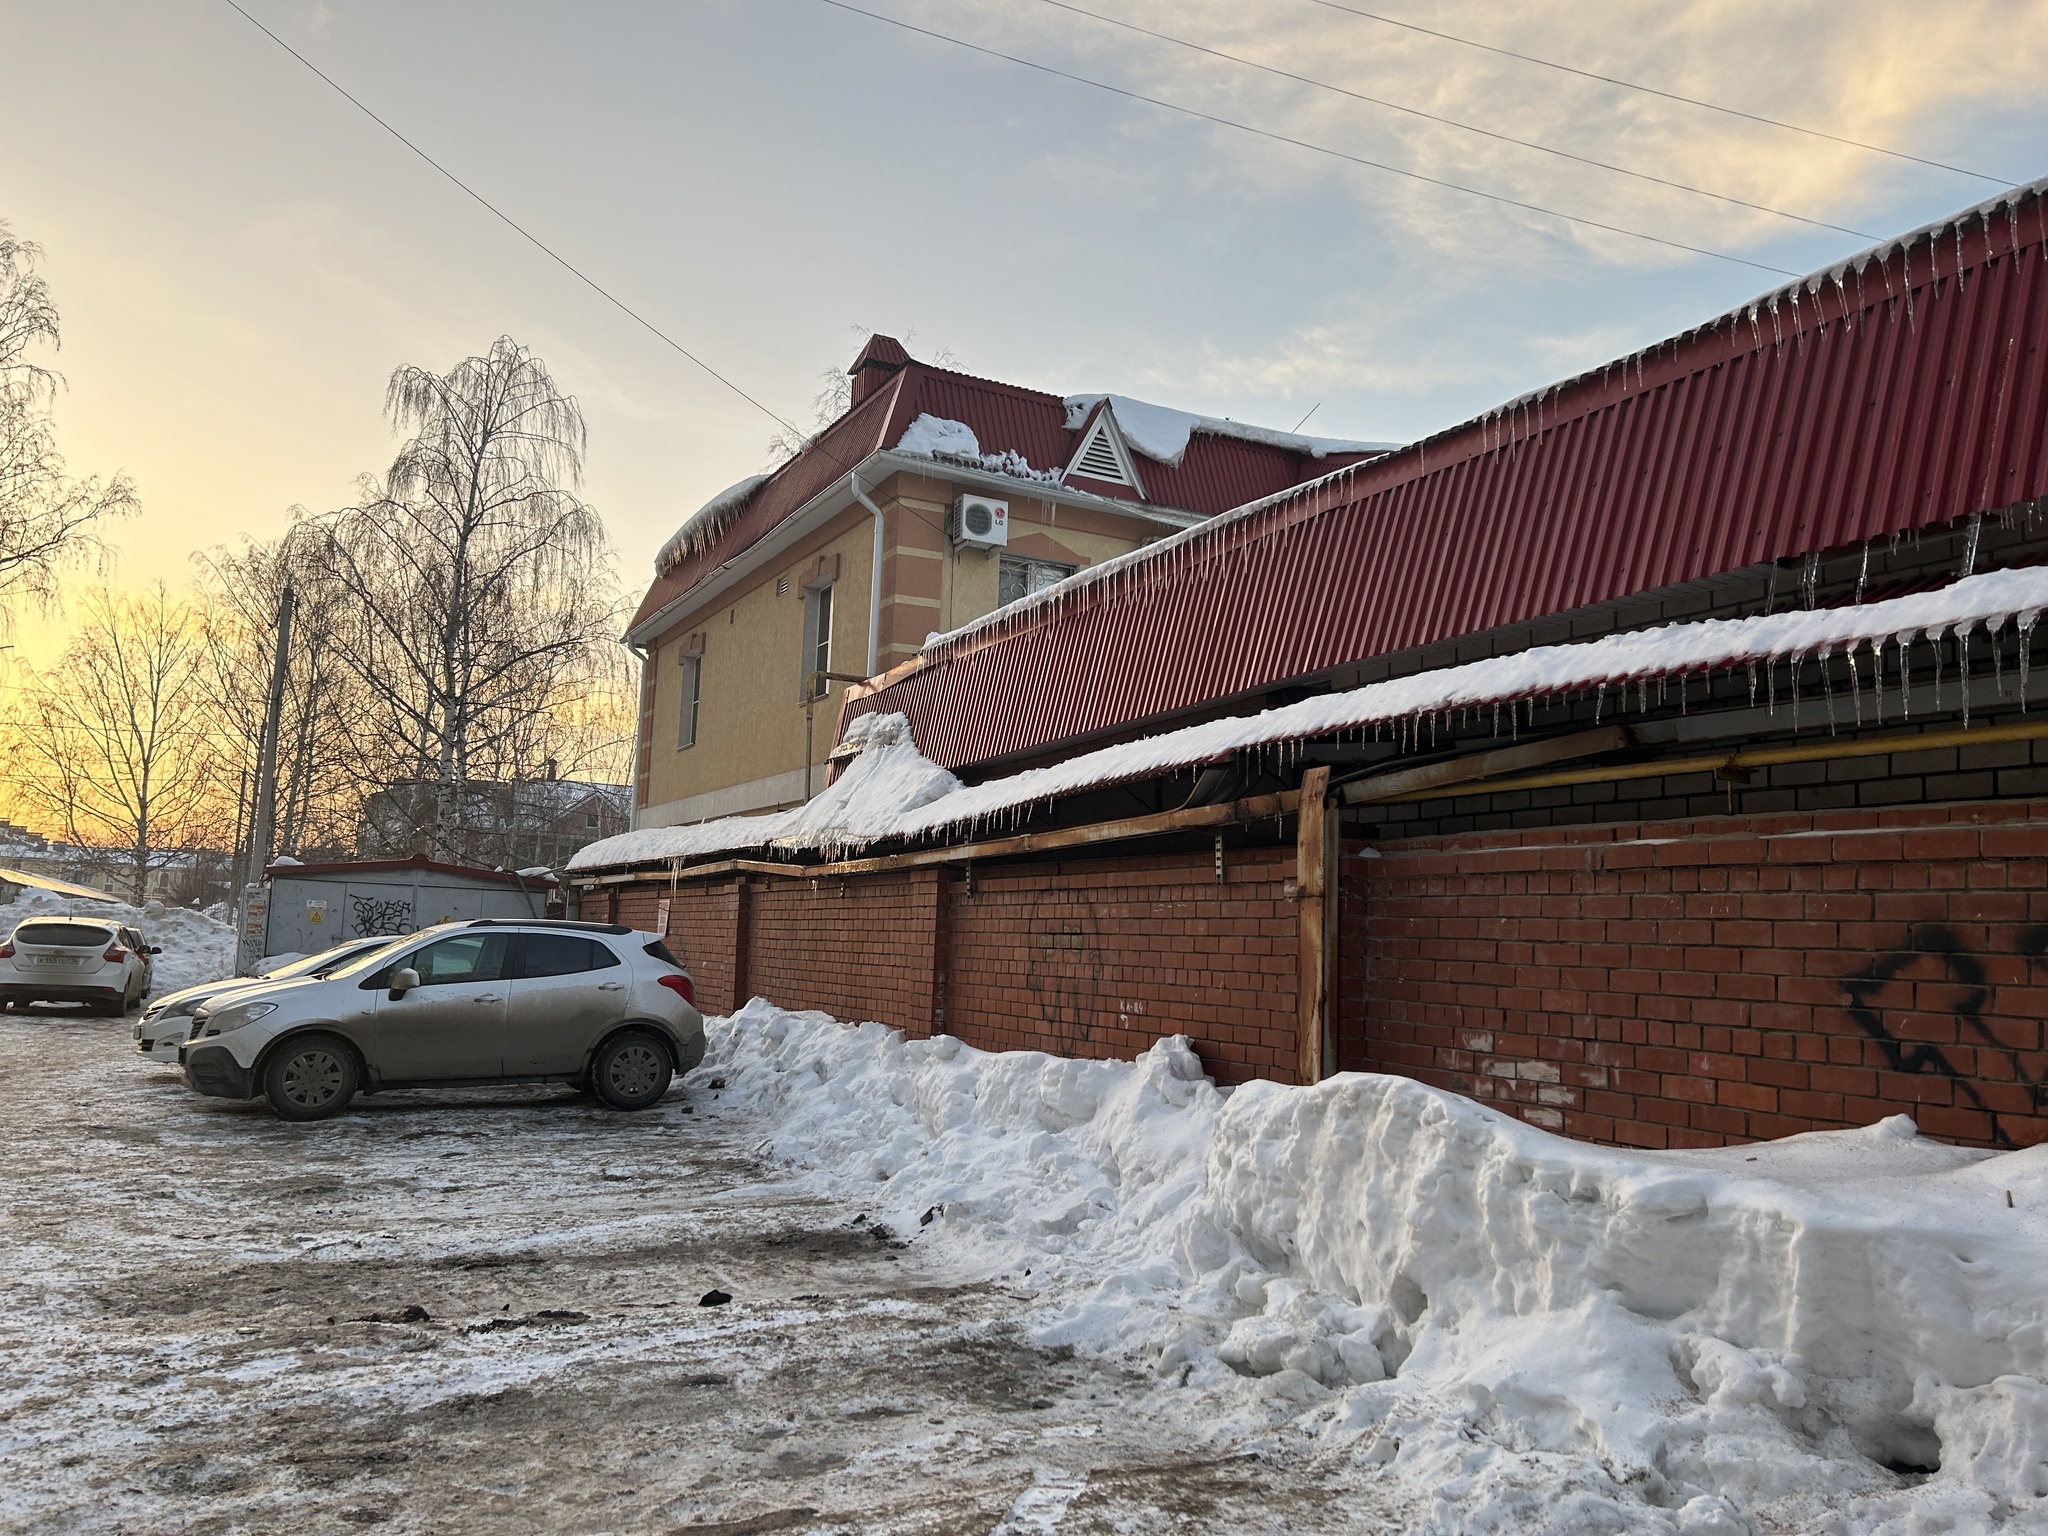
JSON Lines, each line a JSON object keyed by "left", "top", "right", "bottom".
{"left": 639, "top": 471, "right": 1170, "bottom": 820}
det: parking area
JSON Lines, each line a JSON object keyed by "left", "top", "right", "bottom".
{"left": 0, "top": 1008, "right": 1403, "bottom": 1535}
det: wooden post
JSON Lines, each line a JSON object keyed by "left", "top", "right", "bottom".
{"left": 1296, "top": 765, "right": 1331, "bottom": 1086}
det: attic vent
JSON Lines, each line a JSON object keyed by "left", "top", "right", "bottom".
{"left": 776, "top": 577, "right": 789, "bottom": 597}
{"left": 1073, "top": 423, "right": 1138, "bottom": 483}
{"left": 1067, "top": 414, "right": 1137, "bottom": 489}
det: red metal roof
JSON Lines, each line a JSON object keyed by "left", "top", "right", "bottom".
{"left": 845, "top": 185, "right": 2048, "bottom": 774}
{"left": 629, "top": 354, "right": 1382, "bottom": 635}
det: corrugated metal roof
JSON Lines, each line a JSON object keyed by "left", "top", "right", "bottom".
{"left": 845, "top": 183, "right": 2048, "bottom": 773}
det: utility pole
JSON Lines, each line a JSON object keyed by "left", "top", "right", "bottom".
{"left": 236, "top": 586, "right": 295, "bottom": 973}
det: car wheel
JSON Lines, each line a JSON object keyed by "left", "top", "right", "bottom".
{"left": 590, "top": 1030, "right": 673, "bottom": 1112}
{"left": 263, "top": 1034, "right": 360, "bottom": 1122}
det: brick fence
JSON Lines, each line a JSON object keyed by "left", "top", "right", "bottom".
{"left": 1345, "top": 801, "right": 2048, "bottom": 1150}
{"left": 606, "top": 846, "right": 1302, "bottom": 1086}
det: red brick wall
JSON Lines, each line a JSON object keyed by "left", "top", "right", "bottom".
{"left": 1350, "top": 802, "right": 2048, "bottom": 1150}
{"left": 943, "top": 849, "right": 1299, "bottom": 1085}
{"left": 745, "top": 869, "right": 943, "bottom": 1037}
{"left": 605, "top": 846, "right": 1303, "bottom": 1087}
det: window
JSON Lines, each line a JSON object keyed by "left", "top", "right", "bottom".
{"left": 677, "top": 651, "right": 701, "bottom": 748}
{"left": 804, "top": 582, "right": 834, "bottom": 696}
{"left": 999, "top": 556, "right": 1078, "bottom": 606}
{"left": 405, "top": 933, "right": 509, "bottom": 986}
{"left": 585, "top": 812, "right": 601, "bottom": 828}
{"left": 514, "top": 934, "right": 620, "bottom": 978}
{"left": 15, "top": 921, "right": 116, "bottom": 948}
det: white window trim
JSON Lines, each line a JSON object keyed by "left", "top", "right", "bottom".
{"left": 677, "top": 648, "right": 701, "bottom": 749}
{"left": 802, "top": 581, "right": 835, "bottom": 698}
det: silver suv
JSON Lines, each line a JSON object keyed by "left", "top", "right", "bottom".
{"left": 179, "top": 920, "right": 705, "bottom": 1121}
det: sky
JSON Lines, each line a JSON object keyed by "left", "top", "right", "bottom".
{"left": 4, "top": 0, "right": 2047, "bottom": 669}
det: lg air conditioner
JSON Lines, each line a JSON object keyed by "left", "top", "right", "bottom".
{"left": 947, "top": 494, "right": 1008, "bottom": 548}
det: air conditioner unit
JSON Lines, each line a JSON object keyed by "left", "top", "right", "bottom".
{"left": 947, "top": 494, "right": 1008, "bottom": 548}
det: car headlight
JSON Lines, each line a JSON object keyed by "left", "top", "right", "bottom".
{"left": 201, "top": 1001, "right": 278, "bottom": 1037}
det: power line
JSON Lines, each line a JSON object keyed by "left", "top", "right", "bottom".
{"left": 216, "top": 0, "right": 808, "bottom": 442}
{"left": 1036, "top": 0, "right": 1877, "bottom": 240}
{"left": 1303, "top": 0, "right": 2015, "bottom": 186}
{"left": 815, "top": 0, "right": 1801, "bottom": 276}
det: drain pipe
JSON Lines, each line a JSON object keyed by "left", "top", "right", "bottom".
{"left": 849, "top": 470, "right": 885, "bottom": 677}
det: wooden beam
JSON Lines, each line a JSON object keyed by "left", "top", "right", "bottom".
{"left": 572, "top": 789, "right": 1303, "bottom": 887}
{"left": 1372, "top": 717, "right": 2048, "bottom": 804}
{"left": 1296, "top": 765, "right": 1331, "bottom": 1086}
{"left": 1342, "top": 723, "right": 1631, "bottom": 804}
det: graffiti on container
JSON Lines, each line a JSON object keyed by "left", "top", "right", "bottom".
{"left": 350, "top": 895, "right": 415, "bottom": 938}
{"left": 1839, "top": 923, "right": 2048, "bottom": 1148}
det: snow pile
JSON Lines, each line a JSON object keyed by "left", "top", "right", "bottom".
{"left": 703, "top": 1002, "right": 2048, "bottom": 1534}
{"left": 1063, "top": 394, "right": 1399, "bottom": 467}
{"left": 654, "top": 473, "right": 771, "bottom": 576}
{"left": 893, "top": 413, "right": 1059, "bottom": 484}
{"left": 1, "top": 889, "right": 236, "bottom": 995}
{"left": 566, "top": 712, "right": 959, "bottom": 872}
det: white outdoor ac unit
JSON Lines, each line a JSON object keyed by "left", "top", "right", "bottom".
{"left": 947, "top": 494, "right": 1008, "bottom": 548}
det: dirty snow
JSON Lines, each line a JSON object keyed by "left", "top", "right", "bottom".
{"left": 710, "top": 1001, "right": 2048, "bottom": 1534}
{"left": 1062, "top": 395, "right": 1399, "bottom": 467}
{"left": 575, "top": 568, "right": 2048, "bottom": 875}
{"left": 2, "top": 888, "right": 236, "bottom": 995}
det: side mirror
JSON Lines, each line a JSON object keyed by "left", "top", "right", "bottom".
{"left": 388, "top": 967, "right": 421, "bottom": 1000}
{"left": 147, "top": 946, "right": 162, "bottom": 956}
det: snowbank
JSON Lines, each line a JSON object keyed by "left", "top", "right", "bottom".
{"left": 1, "top": 889, "right": 236, "bottom": 996}
{"left": 702, "top": 1002, "right": 2048, "bottom": 1534}
{"left": 1063, "top": 394, "right": 1399, "bottom": 467}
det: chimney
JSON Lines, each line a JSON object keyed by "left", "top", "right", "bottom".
{"left": 848, "top": 333, "right": 911, "bottom": 407}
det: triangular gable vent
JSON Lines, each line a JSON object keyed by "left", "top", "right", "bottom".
{"left": 1064, "top": 409, "right": 1144, "bottom": 494}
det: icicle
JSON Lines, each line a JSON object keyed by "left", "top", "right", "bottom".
{"left": 1847, "top": 645, "right": 1862, "bottom": 726}
{"left": 1871, "top": 638, "right": 1884, "bottom": 722}
{"left": 1802, "top": 551, "right": 1821, "bottom": 610}
{"left": 1930, "top": 627, "right": 1945, "bottom": 712}
{"left": 1791, "top": 653, "right": 1802, "bottom": 730}
{"left": 1855, "top": 543, "right": 1870, "bottom": 603}
{"left": 1595, "top": 684, "right": 1605, "bottom": 723}
{"left": 1821, "top": 645, "right": 1838, "bottom": 735}
{"left": 1962, "top": 510, "right": 1983, "bottom": 577}
{"left": 1766, "top": 657, "right": 1777, "bottom": 717}
{"left": 1763, "top": 563, "right": 1781, "bottom": 615}
{"left": 1991, "top": 614, "right": 2008, "bottom": 700}
{"left": 1748, "top": 661, "right": 1758, "bottom": 707}
{"left": 1897, "top": 635, "right": 1911, "bottom": 720}
{"left": 2022, "top": 610, "right": 2040, "bottom": 713}
{"left": 1960, "top": 622, "right": 1974, "bottom": 728}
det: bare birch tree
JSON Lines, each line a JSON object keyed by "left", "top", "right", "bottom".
{"left": 11, "top": 585, "right": 223, "bottom": 898}
{"left": 316, "top": 336, "right": 621, "bottom": 861}
{"left": 0, "top": 224, "right": 135, "bottom": 630}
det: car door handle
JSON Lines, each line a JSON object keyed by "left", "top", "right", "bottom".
{"left": 597, "top": 982, "right": 626, "bottom": 991}
{"left": 473, "top": 995, "right": 502, "bottom": 1004}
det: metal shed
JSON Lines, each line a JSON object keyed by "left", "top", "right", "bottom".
{"left": 251, "top": 856, "right": 557, "bottom": 964}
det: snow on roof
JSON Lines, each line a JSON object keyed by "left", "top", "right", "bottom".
{"left": 1063, "top": 394, "right": 1400, "bottom": 468}
{"left": 655, "top": 473, "right": 773, "bottom": 577}
{"left": 574, "top": 567, "right": 2048, "bottom": 874}
{"left": 892, "top": 414, "right": 1060, "bottom": 485}
{"left": 567, "top": 713, "right": 961, "bottom": 873}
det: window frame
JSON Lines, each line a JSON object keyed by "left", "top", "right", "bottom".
{"left": 998, "top": 554, "right": 1079, "bottom": 606}
{"left": 803, "top": 581, "right": 835, "bottom": 698}
{"left": 677, "top": 648, "right": 701, "bottom": 749}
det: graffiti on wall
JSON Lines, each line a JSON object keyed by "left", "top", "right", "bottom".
{"left": 1839, "top": 923, "right": 2048, "bottom": 1148}
{"left": 350, "top": 894, "right": 415, "bottom": 938}
{"left": 1023, "top": 889, "right": 1105, "bottom": 1055}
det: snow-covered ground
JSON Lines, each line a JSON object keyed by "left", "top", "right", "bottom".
{"left": 5, "top": 898, "right": 2043, "bottom": 1534}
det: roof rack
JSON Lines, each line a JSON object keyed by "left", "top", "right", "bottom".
{"left": 466, "top": 918, "right": 632, "bottom": 935}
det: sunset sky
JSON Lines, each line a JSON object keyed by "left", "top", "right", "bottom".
{"left": 5, "top": 0, "right": 2046, "bottom": 668}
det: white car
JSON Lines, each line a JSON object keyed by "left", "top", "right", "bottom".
{"left": 179, "top": 919, "right": 706, "bottom": 1121}
{"left": 133, "top": 935, "right": 407, "bottom": 1063}
{"left": 0, "top": 915, "right": 158, "bottom": 1015}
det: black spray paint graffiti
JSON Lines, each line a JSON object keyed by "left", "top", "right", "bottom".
{"left": 1839, "top": 923, "right": 2048, "bottom": 1148}
{"left": 1023, "top": 889, "right": 1105, "bottom": 1057}
{"left": 350, "top": 895, "right": 415, "bottom": 938}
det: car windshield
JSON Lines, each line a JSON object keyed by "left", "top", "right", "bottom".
{"left": 13, "top": 921, "right": 117, "bottom": 948}
{"left": 274, "top": 937, "right": 404, "bottom": 979}
{"left": 328, "top": 931, "right": 443, "bottom": 980}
